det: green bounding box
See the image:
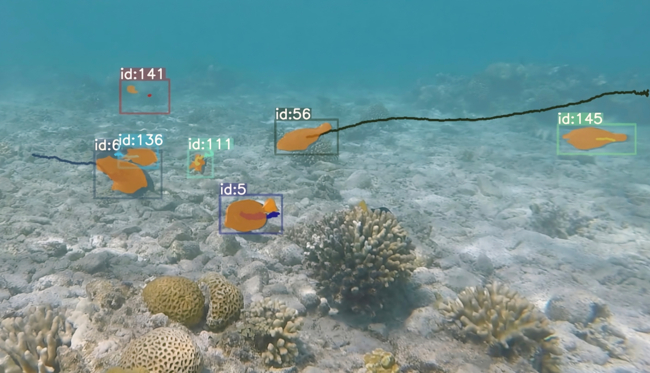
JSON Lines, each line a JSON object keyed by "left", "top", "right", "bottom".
{"left": 557, "top": 123, "right": 636, "bottom": 156}
{"left": 187, "top": 147, "right": 215, "bottom": 179}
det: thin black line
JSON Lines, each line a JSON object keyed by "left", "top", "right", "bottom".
{"left": 32, "top": 153, "right": 95, "bottom": 165}
{"left": 322, "top": 89, "right": 649, "bottom": 134}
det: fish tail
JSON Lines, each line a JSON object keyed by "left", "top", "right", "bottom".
{"left": 263, "top": 198, "right": 279, "bottom": 212}
{"left": 613, "top": 133, "right": 627, "bottom": 142}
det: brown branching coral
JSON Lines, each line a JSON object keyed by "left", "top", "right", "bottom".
{"left": 0, "top": 305, "right": 74, "bottom": 373}
{"left": 440, "top": 282, "right": 562, "bottom": 373}
{"left": 239, "top": 298, "right": 303, "bottom": 367}
{"left": 288, "top": 206, "right": 416, "bottom": 314}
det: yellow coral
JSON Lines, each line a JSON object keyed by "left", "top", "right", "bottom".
{"left": 198, "top": 272, "right": 243, "bottom": 331}
{"left": 142, "top": 276, "right": 205, "bottom": 327}
{"left": 363, "top": 348, "right": 399, "bottom": 373}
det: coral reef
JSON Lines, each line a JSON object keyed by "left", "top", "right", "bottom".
{"left": 440, "top": 282, "right": 562, "bottom": 373}
{"left": 289, "top": 206, "right": 416, "bottom": 314}
{"left": 118, "top": 327, "right": 202, "bottom": 373}
{"left": 197, "top": 272, "right": 243, "bottom": 331}
{"left": 240, "top": 298, "right": 303, "bottom": 367}
{"left": 363, "top": 348, "right": 400, "bottom": 373}
{"left": 0, "top": 305, "right": 74, "bottom": 373}
{"left": 141, "top": 276, "right": 205, "bottom": 327}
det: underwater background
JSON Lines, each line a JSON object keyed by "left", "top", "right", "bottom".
{"left": 0, "top": 1, "right": 649, "bottom": 373}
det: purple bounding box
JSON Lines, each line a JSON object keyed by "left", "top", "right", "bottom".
{"left": 119, "top": 67, "right": 170, "bottom": 115}
{"left": 219, "top": 193, "right": 283, "bottom": 235}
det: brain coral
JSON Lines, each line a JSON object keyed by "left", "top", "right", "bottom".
{"left": 0, "top": 305, "right": 74, "bottom": 373}
{"left": 440, "top": 282, "right": 562, "bottom": 373}
{"left": 142, "top": 276, "right": 205, "bottom": 327}
{"left": 197, "top": 272, "right": 243, "bottom": 331}
{"left": 119, "top": 327, "right": 202, "bottom": 373}
{"left": 289, "top": 206, "right": 416, "bottom": 314}
{"left": 240, "top": 298, "right": 303, "bottom": 367}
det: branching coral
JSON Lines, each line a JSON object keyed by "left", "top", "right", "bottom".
{"left": 0, "top": 305, "right": 74, "bottom": 373}
{"left": 440, "top": 283, "right": 562, "bottom": 373}
{"left": 239, "top": 298, "right": 303, "bottom": 367}
{"left": 289, "top": 206, "right": 416, "bottom": 314}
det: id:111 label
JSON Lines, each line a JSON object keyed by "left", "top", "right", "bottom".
{"left": 188, "top": 138, "right": 233, "bottom": 150}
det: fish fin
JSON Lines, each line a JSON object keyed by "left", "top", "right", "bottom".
{"left": 125, "top": 148, "right": 158, "bottom": 166}
{"left": 263, "top": 198, "right": 279, "bottom": 213}
{"left": 96, "top": 156, "right": 148, "bottom": 194}
{"left": 359, "top": 200, "right": 369, "bottom": 213}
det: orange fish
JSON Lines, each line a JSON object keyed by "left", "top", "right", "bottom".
{"left": 189, "top": 154, "right": 205, "bottom": 172}
{"left": 224, "top": 198, "right": 279, "bottom": 232}
{"left": 277, "top": 122, "right": 332, "bottom": 151}
{"left": 96, "top": 156, "right": 148, "bottom": 194}
{"left": 122, "top": 148, "right": 158, "bottom": 166}
{"left": 562, "top": 127, "right": 627, "bottom": 150}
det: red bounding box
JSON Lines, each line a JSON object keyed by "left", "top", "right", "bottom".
{"left": 119, "top": 67, "right": 170, "bottom": 115}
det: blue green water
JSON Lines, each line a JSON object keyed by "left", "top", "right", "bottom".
{"left": 0, "top": 2, "right": 650, "bottom": 373}
{"left": 1, "top": 0, "right": 647, "bottom": 88}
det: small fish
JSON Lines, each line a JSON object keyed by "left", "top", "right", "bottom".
{"left": 277, "top": 122, "right": 332, "bottom": 151}
{"left": 358, "top": 200, "right": 391, "bottom": 214}
{"left": 96, "top": 156, "right": 148, "bottom": 194}
{"left": 95, "top": 146, "right": 157, "bottom": 196}
{"left": 543, "top": 335, "right": 559, "bottom": 342}
{"left": 224, "top": 198, "right": 279, "bottom": 232}
{"left": 189, "top": 154, "right": 206, "bottom": 172}
{"left": 562, "top": 127, "right": 627, "bottom": 150}
{"left": 122, "top": 148, "right": 158, "bottom": 166}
